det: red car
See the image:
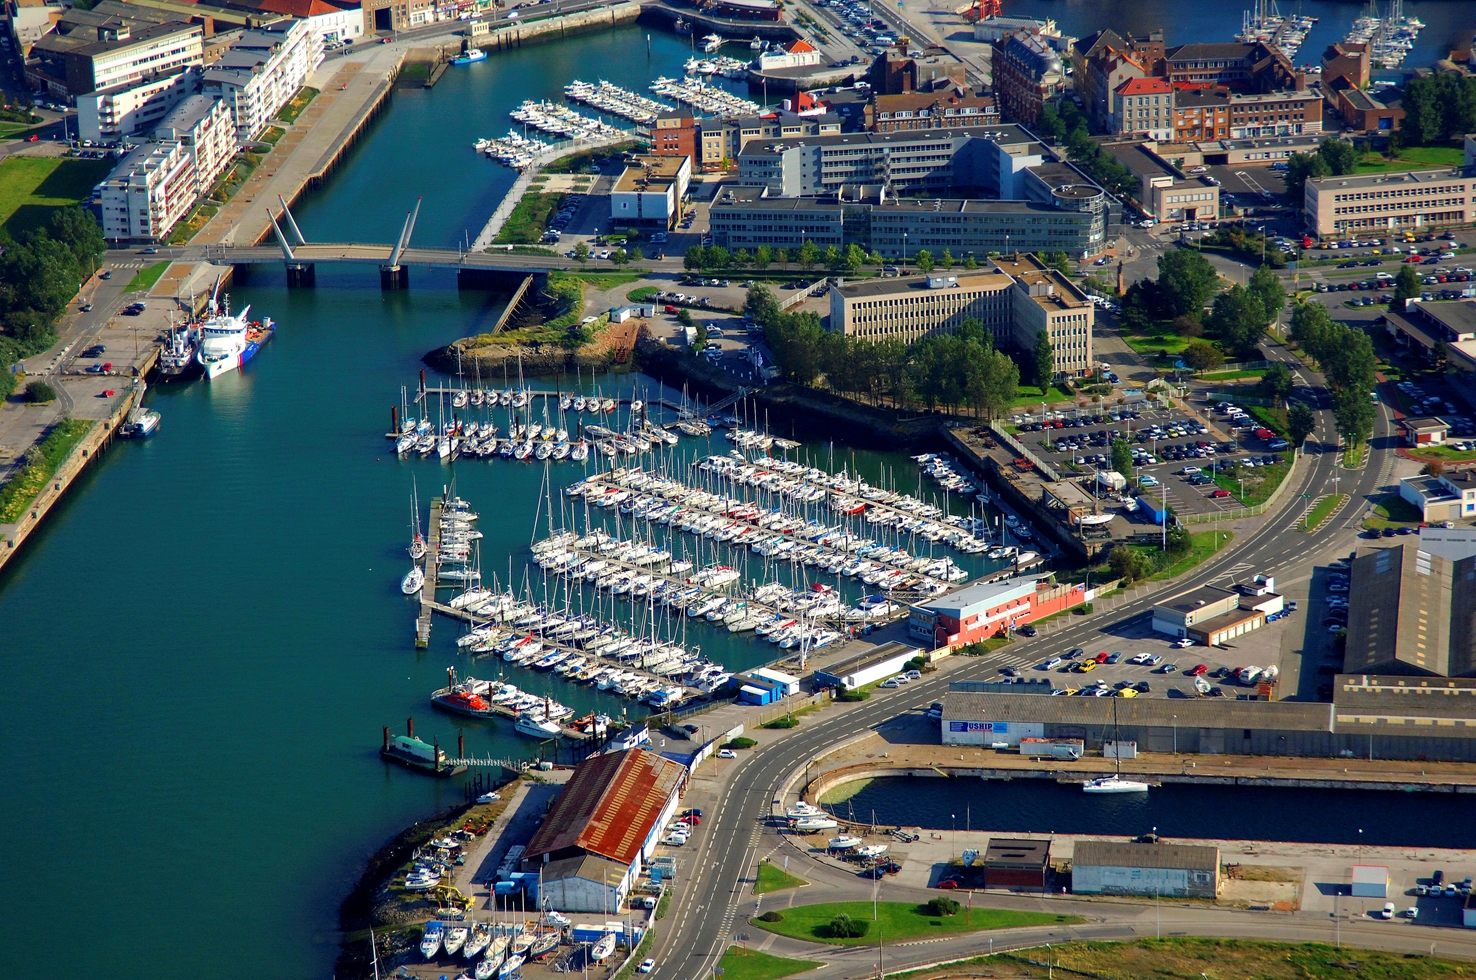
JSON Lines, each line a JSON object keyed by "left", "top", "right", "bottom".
{"left": 1211, "top": 489, "right": 1231, "bottom": 498}
{"left": 1187, "top": 664, "right": 1208, "bottom": 676}
{"left": 937, "top": 877, "right": 960, "bottom": 890}
{"left": 1094, "top": 651, "right": 1110, "bottom": 663}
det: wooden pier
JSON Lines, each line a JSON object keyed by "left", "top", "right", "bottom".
{"left": 416, "top": 497, "right": 442, "bottom": 648}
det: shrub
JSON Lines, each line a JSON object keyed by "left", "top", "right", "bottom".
{"left": 835, "top": 687, "right": 870, "bottom": 702}
{"left": 24, "top": 381, "right": 55, "bottom": 403}
{"left": 924, "top": 897, "right": 962, "bottom": 917}
{"left": 756, "top": 911, "right": 784, "bottom": 922}
{"left": 827, "top": 914, "right": 869, "bottom": 938}
{"left": 724, "top": 737, "right": 757, "bottom": 750}
{"left": 763, "top": 716, "right": 799, "bottom": 729}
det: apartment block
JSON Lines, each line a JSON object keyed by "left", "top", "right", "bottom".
{"left": 993, "top": 252, "right": 1094, "bottom": 377}
{"left": 993, "top": 30, "right": 1066, "bottom": 127}
{"left": 651, "top": 111, "right": 697, "bottom": 166}
{"left": 1304, "top": 168, "right": 1476, "bottom": 236}
{"left": 1111, "top": 76, "right": 1173, "bottom": 140}
{"left": 204, "top": 17, "right": 322, "bottom": 138}
{"left": 865, "top": 90, "right": 997, "bottom": 132}
{"left": 698, "top": 111, "right": 841, "bottom": 172}
{"left": 29, "top": 10, "right": 204, "bottom": 98}
{"left": 76, "top": 65, "right": 200, "bottom": 142}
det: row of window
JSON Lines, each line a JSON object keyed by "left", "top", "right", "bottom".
{"left": 1333, "top": 184, "right": 1470, "bottom": 202}
{"left": 1333, "top": 199, "right": 1467, "bottom": 215}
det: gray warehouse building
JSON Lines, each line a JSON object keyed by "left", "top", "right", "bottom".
{"left": 1072, "top": 840, "right": 1221, "bottom": 898}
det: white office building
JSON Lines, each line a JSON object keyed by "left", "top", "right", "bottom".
{"left": 76, "top": 67, "right": 200, "bottom": 142}
{"left": 204, "top": 18, "right": 323, "bottom": 138}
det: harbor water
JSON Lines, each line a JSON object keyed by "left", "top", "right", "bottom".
{"left": 1, "top": 11, "right": 1472, "bottom": 980}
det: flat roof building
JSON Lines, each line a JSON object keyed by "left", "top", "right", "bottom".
{"left": 1304, "top": 167, "right": 1476, "bottom": 237}
{"left": 1072, "top": 840, "right": 1220, "bottom": 898}
{"left": 30, "top": 13, "right": 204, "bottom": 98}
{"left": 992, "top": 252, "right": 1094, "bottom": 377}
{"left": 829, "top": 270, "right": 1015, "bottom": 346}
{"left": 611, "top": 154, "right": 691, "bottom": 230}
{"left": 812, "top": 641, "right": 920, "bottom": 690}
{"left": 982, "top": 837, "right": 1052, "bottom": 890}
{"left": 1344, "top": 543, "right": 1476, "bottom": 678}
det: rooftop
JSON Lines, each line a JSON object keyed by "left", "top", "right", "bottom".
{"left": 916, "top": 576, "right": 1041, "bottom": 618}
{"left": 1116, "top": 77, "right": 1172, "bottom": 96}
{"left": 523, "top": 748, "right": 686, "bottom": 866}
{"left": 816, "top": 641, "right": 919, "bottom": 676}
{"left": 1156, "top": 584, "right": 1238, "bottom": 614}
{"left": 1309, "top": 168, "right": 1475, "bottom": 193}
{"left": 742, "top": 124, "right": 1039, "bottom": 153}
{"left": 983, "top": 837, "right": 1051, "bottom": 868}
{"left": 1400, "top": 416, "right": 1450, "bottom": 432}
{"left": 1074, "top": 839, "right": 1220, "bottom": 871}
{"left": 1410, "top": 299, "right": 1476, "bottom": 339}
{"left": 614, "top": 155, "right": 687, "bottom": 193}
{"left": 940, "top": 691, "right": 1335, "bottom": 730}
{"left": 832, "top": 270, "right": 1014, "bottom": 299}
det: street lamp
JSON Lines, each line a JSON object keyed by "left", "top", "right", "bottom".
{"left": 1172, "top": 714, "right": 1177, "bottom": 755}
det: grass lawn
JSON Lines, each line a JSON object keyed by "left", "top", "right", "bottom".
{"left": 751, "top": 901, "right": 1076, "bottom": 946}
{"left": 0, "top": 418, "right": 93, "bottom": 523}
{"left": 1149, "top": 531, "right": 1233, "bottom": 580}
{"left": 495, "top": 191, "right": 566, "bottom": 245}
{"left": 717, "top": 947, "right": 819, "bottom": 980}
{"left": 1302, "top": 493, "right": 1347, "bottom": 531}
{"left": 1121, "top": 330, "right": 1192, "bottom": 358}
{"left": 1404, "top": 443, "right": 1476, "bottom": 462}
{"left": 1246, "top": 404, "right": 1289, "bottom": 436}
{"left": 1355, "top": 144, "right": 1464, "bottom": 174}
{"left": 628, "top": 285, "right": 659, "bottom": 302}
{"left": 260, "top": 126, "right": 286, "bottom": 145}
{"left": 126, "top": 261, "right": 170, "bottom": 293}
{"left": 275, "top": 86, "right": 318, "bottom": 124}
{"left": 1343, "top": 441, "right": 1369, "bottom": 467}
{"left": 992, "top": 939, "right": 1476, "bottom": 980}
{"left": 1213, "top": 460, "right": 1289, "bottom": 506}
{"left": 1008, "top": 385, "right": 1079, "bottom": 410}
{"left": 1200, "top": 368, "right": 1265, "bottom": 382}
{"left": 754, "top": 860, "right": 807, "bottom": 894}
{"left": 0, "top": 157, "right": 114, "bottom": 237}
{"left": 1371, "top": 494, "right": 1422, "bottom": 525}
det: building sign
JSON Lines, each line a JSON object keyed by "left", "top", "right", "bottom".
{"left": 948, "top": 721, "right": 1011, "bottom": 733}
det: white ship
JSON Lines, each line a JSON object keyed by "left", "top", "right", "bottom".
{"left": 195, "top": 283, "right": 274, "bottom": 381}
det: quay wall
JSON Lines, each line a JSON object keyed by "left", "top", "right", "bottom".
{"left": 474, "top": 2, "right": 642, "bottom": 52}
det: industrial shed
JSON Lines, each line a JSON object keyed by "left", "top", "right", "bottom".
{"left": 1072, "top": 840, "right": 1220, "bottom": 898}
{"left": 813, "top": 642, "right": 919, "bottom": 690}
{"left": 983, "top": 838, "right": 1052, "bottom": 890}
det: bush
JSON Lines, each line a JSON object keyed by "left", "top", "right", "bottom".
{"left": 724, "top": 737, "right": 757, "bottom": 750}
{"left": 924, "top": 897, "right": 962, "bottom": 917}
{"left": 827, "top": 914, "right": 869, "bottom": 939}
{"left": 756, "top": 911, "right": 784, "bottom": 923}
{"left": 24, "top": 381, "right": 55, "bottom": 403}
{"left": 835, "top": 687, "right": 870, "bottom": 702}
{"left": 763, "top": 716, "right": 799, "bottom": 729}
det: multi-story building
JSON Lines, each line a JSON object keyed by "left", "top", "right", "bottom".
{"left": 1110, "top": 76, "right": 1173, "bottom": 140}
{"left": 829, "top": 271, "right": 1015, "bottom": 344}
{"left": 992, "top": 30, "right": 1065, "bottom": 127}
{"left": 362, "top": 0, "right": 434, "bottom": 30}
{"left": 867, "top": 46, "right": 968, "bottom": 95}
{"left": 864, "top": 90, "right": 997, "bottom": 132}
{"left": 609, "top": 154, "right": 690, "bottom": 230}
{"left": 1223, "top": 89, "right": 1321, "bottom": 138}
{"left": 698, "top": 111, "right": 842, "bottom": 172}
{"left": 1171, "top": 89, "right": 1230, "bottom": 141}
{"left": 1074, "top": 28, "right": 1164, "bottom": 131}
{"left": 1328, "top": 85, "right": 1403, "bottom": 133}
{"left": 992, "top": 252, "right": 1094, "bottom": 376}
{"left": 1321, "top": 41, "right": 1370, "bottom": 93}
{"left": 972, "top": 15, "right": 1070, "bottom": 50}
{"left": 98, "top": 92, "right": 236, "bottom": 242}
{"left": 1303, "top": 167, "right": 1476, "bottom": 236}
{"left": 29, "top": 10, "right": 204, "bottom": 98}
{"left": 651, "top": 111, "right": 697, "bottom": 166}
{"left": 204, "top": 17, "right": 322, "bottom": 138}
{"left": 1163, "top": 40, "right": 1299, "bottom": 91}
{"left": 76, "top": 65, "right": 200, "bottom": 142}
{"left": 1105, "top": 141, "right": 1219, "bottom": 224}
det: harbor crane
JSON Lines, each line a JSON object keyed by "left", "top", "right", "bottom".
{"left": 955, "top": 0, "right": 1001, "bottom": 23}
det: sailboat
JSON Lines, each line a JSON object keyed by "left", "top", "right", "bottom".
{"left": 409, "top": 480, "right": 427, "bottom": 561}
{"left": 1082, "top": 697, "right": 1150, "bottom": 794}
{"left": 402, "top": 564, "right": 426, "bottom": 595}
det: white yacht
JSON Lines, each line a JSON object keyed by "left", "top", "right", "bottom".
{"left": 401, "top": 565, "right": 425, "bottom": 595}
{"left": 195, "top": 287, "right": 274, "bottom": 381}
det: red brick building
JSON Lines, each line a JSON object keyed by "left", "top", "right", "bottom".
{"left": 652, "top": 111, "right": 698, "bottom": 166}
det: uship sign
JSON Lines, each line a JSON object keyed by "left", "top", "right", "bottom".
{"left": 942, "top": 720, "right": 1044, "bottom": 746}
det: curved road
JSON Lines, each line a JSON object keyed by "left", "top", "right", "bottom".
{"left": 643, "top": 347, "right": 1440, "bottom": 980}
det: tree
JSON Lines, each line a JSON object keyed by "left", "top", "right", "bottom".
{"left": 1285, "top": 151, "right": 1331, "bottom": 201}
{"left": 628, "top": 245, "right": 643, "bottom": 262}
{"left": 1181, "top": 339, "right": 1225, "bottom": 374}
{"left": 1033, "top": 329, "right": 1054, "bottom": 388}
{"left": 1287, "top": 401, "right": 1316, "bottom": 453}
{"left": 571, "top": 241, "right": 589, "bottom": 265}
{"left": 1318, "top": 136, "right": 1357, "bottom": 176}
{"left": 1393, "top": 264, "right": 1421, "bottom": 312}
{"left": 844, "top": 243, "right": 865, "bottom": 274}
{"left": 963, "top": 255, "right": 978, "bottom": 270}
{"left": 867, "top": 249, "right": 884, "bottom": 266}
{"left": 824, "top": 243, "right": 842, "bottom": 270}
{"left": 24, "top": 380, "right": 55, "bottom": 402}
{"left": 1108, "top": 545, "right": 1152, "bottom": 583}
{"left": 681, "top": 244, "right": 703, "bottom": 270}
{"left": 925, "top": 897, "right": 962, "bottom": 916}
{"left": 754, "top": 244, "right": 772, "bottom": 269}
{"left": 1208, "top": 284, "right": 1267, "bottom": 359}
{"left": 610, "top": 248, "right": 629, "bottom": 266}
{"left": 704, "top": 246, "right": 730, "bottom": 270}
{"left": 745, "top": 283, "right": 780, "bottom": 325}
{"left": 940, "top": 248, "right": 955, "bottom": 269}
{"left": 828, "top": 915, "right": 869, "bottom": 939}
{"left": 50, "top": 207, "right": 105, "bottom": 276}
{"left": 1155, "top": 249, "right": 1219, "bottom": 318}
{"left": 1110, "top": 437, "right": 1134, "bottom": 478}
{"left": 1336, "top": 388, "right": 1376, "bottom": 448}
{"left": 797, "top": 240, "right": 819, "bottom": 269}
{"left": 1247, "top": 265, "right": 1285, "bottom": 324}
{"left": 915, "top": 249, "right": 935, "bottom": 273}
{"left": 1423, "top": 461, "right": 1446, "bottom": 476}
{"left": 1049, "top": 250, "right": 1073, "bottom": 275}
{"left": 775, "top": 247, "right": 790, "bottom": 268}
{"left": 1172, "top": 314, "right": 1203, "bottom": 338}
{"left": 730, "top": 247, "right": 748, "bottom": 267}
{"left": 1259, "top": 363, "right": 1293, "bottom": 405}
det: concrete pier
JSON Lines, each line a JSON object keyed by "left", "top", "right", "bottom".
{"left": 380, "top": 265, "right": 409, "bottom": 290}
{"left": 417, "top": 497, "right": 441, "bottom": 648}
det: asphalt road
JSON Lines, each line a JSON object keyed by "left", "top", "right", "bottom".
{"left": 645, "top": 339, "right": 1408, "bottom": 980}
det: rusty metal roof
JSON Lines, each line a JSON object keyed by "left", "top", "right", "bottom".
{"left": 525, "top": 749, "right": 686, "bottom": 866}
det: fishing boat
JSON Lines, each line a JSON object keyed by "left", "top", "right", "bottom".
{"left": 421, "top": 922, "right": 445, "bottom": 959}
{"left": 402, "top": 565, "right": 425, "bottom": 595}
{"left": 454, "top": 46, "right": 487, "bottom": 64}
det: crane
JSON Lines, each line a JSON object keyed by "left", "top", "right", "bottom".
{"left": 955, "top": 0, "right": 1001, "bottom": 23}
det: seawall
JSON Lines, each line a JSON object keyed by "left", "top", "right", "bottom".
{"left": 474, "top": 1, "right": 642, "bottom": 52}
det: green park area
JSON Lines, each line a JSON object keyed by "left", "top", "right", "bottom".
{"left": 751, "top": 900, "right": 1075, "bottom": 946}
{"left": 0, "top": 157, "right": 114, "bottom": 237}
{"left": 717, "top": 948, "right": 819, "bottom": 980}
{"left": 126, "top": 261, "right": 170, "bottom": 293}
{"left": 754, "top": 860, "right": 806, "bottom": 894}
{"left": 1355, "top": 144, "right": 1464, "bottom": 174}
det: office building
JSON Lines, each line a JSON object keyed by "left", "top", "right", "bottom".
{"left": 1303, "top": 168, "right": 1476, "bottom": 236}
{"left": 993, "top": 252, "right": 1095, "bottom": 376}
{"left": 29, "top": 9, "right": 204, "bottom": 98}
{"left": 830, "top": 270, "right": 1015, "bottom": 345}
{"left": 609, "top": 154, "right": 690, "bottom": 230}
{"left": 865, "top": 90, "right": 997, "bottom": 132}
{"left": 1105, "top": 141, "right": 1220, "bottom": 224}
{"left": 204, "top": 18, "right": 322, "bottom": 138}
{"left": 1162, "top": 40, "right": 1299, "bottom": 91}
{"left": 76, "top": 65, "right": 200, "bottom": 142}
{"left": 992, "top": 30, "right": 1066, "bottom": 127}
{"left": 908, "top": 576, "right": 1087, "bottom": 645}
{"left": 1072, "top": 841, "right": 1220, "bottom": 899}
{"left": 652, "top": 111, "right": 697, "bottom": 166}
{"left": 698, "top": 111, "right": 842, "bottom": 172}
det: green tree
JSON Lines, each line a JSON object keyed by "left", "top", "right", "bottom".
{"left": 1108, "top": 545, "right": 1152, "bottom": 583}
{"left": 628, "top": 245, "right": 643, "bottom": 262}
{"left": 1288, "top": 401, "right": 1316, "bottom": 453}
{"left": 1393, "top": 264, "right": 1421, "bottom": 312}
{"left": 704, "top": 246, "right": 730, "bottom": 270}
{"left": 1208, "top": 284, "right": 1267, "bottom": 359}
{"left": 844, "top": 243, "right": 865, "bottom": 274}
{"left": 775, "top": 247, "right": 790, "bottom": 267}
{"left": 1155, "top": 249, "right": 1219, "bottom": 318}
{"left": 867, "top": 249, "right": 884, "bottom": 266}
{"left": 572, "top": 241, "right": 590, "bottom": 265}
{"left": 1172, "top": 314, "right": 1203, "bottom": 338}
{"left": 682, "top": 244, "right": 704, "bottom": 270}
{"left": 798, "top": 240, "right": 819, "bottom": 269}
{"left": 1259, "top": 362, "right": 1294, "bottom": 405}
{"left": 1033, "top": 329, "right": 1054, "bottom": 388}
{"left": 1181, "top": 339, "right": 1225, "bottom": 374}
{"left": 1284, "top": 151, "right": 1331, "bottom": 202}
{"left": 610, "top": 248, "right": 629, "bottom": 266}
{"left": 828, "top": 915, "right": 869, "bottom": 939}
{"left": 745, "top": 283, "right": 780, "bottom": 325}
{"left": 1247, "top": 264, "right": 1285, "bottom": 324}
{"left": 1336, "top": 388, "right": 1376, "bottom": 448}
{"left": 50, "top": 207, "right": 105, "bottom": 277}
{"left": 1049, "top": 250, "right": 1073, "bottom": 275}
{"left": 754, "top": 244, "right": 772, "bottom": 269}
{"left": 24, "top": 380, "right": 55, "bottom": 402}
{"left": 1318, "top": 136, "right": 1357, "bottom": 176}
{"left": 940, "top": 248, "right": 955, "bottom": 269}
{"left": 915, "top": 249, "right": 935, "bottom": 273}
{"left": 824, "top": 243, "right": 842, "bottom": 270}
{"left": 1110, "top": 437, "right": 1134, "bottom": 478}
{"left": 963, "top": 255, "right": 978, "bottom": 270}
{"left": 730, "top": 247, "right": 748, "bottom": 267}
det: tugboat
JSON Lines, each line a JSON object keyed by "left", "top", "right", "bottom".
{"left": 155, "top": 320, "right": 200, "bottom": 380}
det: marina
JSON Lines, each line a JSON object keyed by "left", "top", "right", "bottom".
{"left": 1234, "top": 0, "right": 1317, "bottom": 60}
{"left": 1340, "top": 0, "right": 1423, "bottom": 68}
{"left": 650, "top": 74, "right": 761, "bottom": 116}
{"left": 563, "top": 79, "right": 674, "bottom": 125}
{"left": 509, "top": 100, "right": 628, "bottom": 141}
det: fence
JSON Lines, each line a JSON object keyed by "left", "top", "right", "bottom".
{"left": 1205, "top": 390, "right": 1277, "bottom": 407}
{"left": 988, "top": 422, "right": 1062, "bottom": 482}
{"left": 777, "top": 278, "right": 831, "bottom": 311}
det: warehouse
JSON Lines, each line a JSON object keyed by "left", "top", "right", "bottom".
{"left": 1072, "top": 840, "right": 1220, "bottom": 898}
{"left": 1351, "top": 864, "right": 1389, "bottom": 898}
{"left": 982, "top": 838, "right": 1052, "bottom": 891}
{"left": 813, "top": 641, "right": 919, "bottom": 690}
{"left": 523, "top": 748, "right": 687, "bottom": 912}
{"left": 910, "top": 578, "right": 1087, "bottom": 646}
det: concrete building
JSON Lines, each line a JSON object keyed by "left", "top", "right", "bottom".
{"left": 76, "top": 65, "right": 200, "bottom": 142}
{"left": 982, "top": 838, "right": 1051, "bottom": 890}
{"left": 1384, "top": 299, "right": 1476, "bottom": 376}
{"left": 698, "top": 111, "right": 842, "bottom": 172}
{"left": 8, "top": 1, "right": 66, "bottom": 58}
{"left": 1221, "top": 89, "right": 1322, "bottom": 139}
{"left": 1111, "top": 76, "right": 1173, "bottom": 140}
{"left": 99, "top": 139, "right": 194, "bottom": 241}
{"left": 865, "top": 90, "right": 998, "bottom": 132}
{"left": 812, "top": 641, "right": 919, "bottom": 690}
{"left": 204, "top": 18, "right": 322, "bottom": 138}
{"left": 993, "top": 252, "right": 1095, "bottom": 377}
{"left": 1344, "top": 542, "right": 1476, "bottom": 677}
{"left": 29, "top": 14, "right": 204, "bottom": 98}
{"left": 829, "top": 271, "right": 1015, "bottom": 345}
{"left": 867, "top": 46, "right": 968, "bottom": 96}
{"left": 1105, "top": 141, "right": 1219, "bottom": 224}
{"left": 1399, "top": 416, "right": 1450, "bottom": 447}
{"left": 1075, "top": 28, "right": 1164, "bottom": 133}
{"left": 652, "top": 111, "right": 698, "bottom": 166}
{"left": 1303, "top": 167, "right": 1476, "bottom": 237}
{"left": 609, "top": 154, "right": 690, "bottom": 230}
{"left": 1172, "top": 89, "right": 1231, "bottom": 141}
{"left": 1072, "top": 840, "right": 1220, "bottom": 898}
{"left": 1321, "top": 42, "right": 1370, "bottom": 93}
{"left": 1151, "top": 584, "right": 1269, "bottom": 646}
{"left": 757, "top": 38, "right": 822, "bottom": 71}
{"left": 909, "top": 576, "right": 1088, "bottom": 646}
{"left": 993, "top": 30, "right": 1065, "bottom": 127}
{"left": 522, "top": 748, "right": 687, "bottom": 913}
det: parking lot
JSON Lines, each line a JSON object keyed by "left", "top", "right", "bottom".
{"left": 1009, "top": 402, "right": 1290, "bottom": 521}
